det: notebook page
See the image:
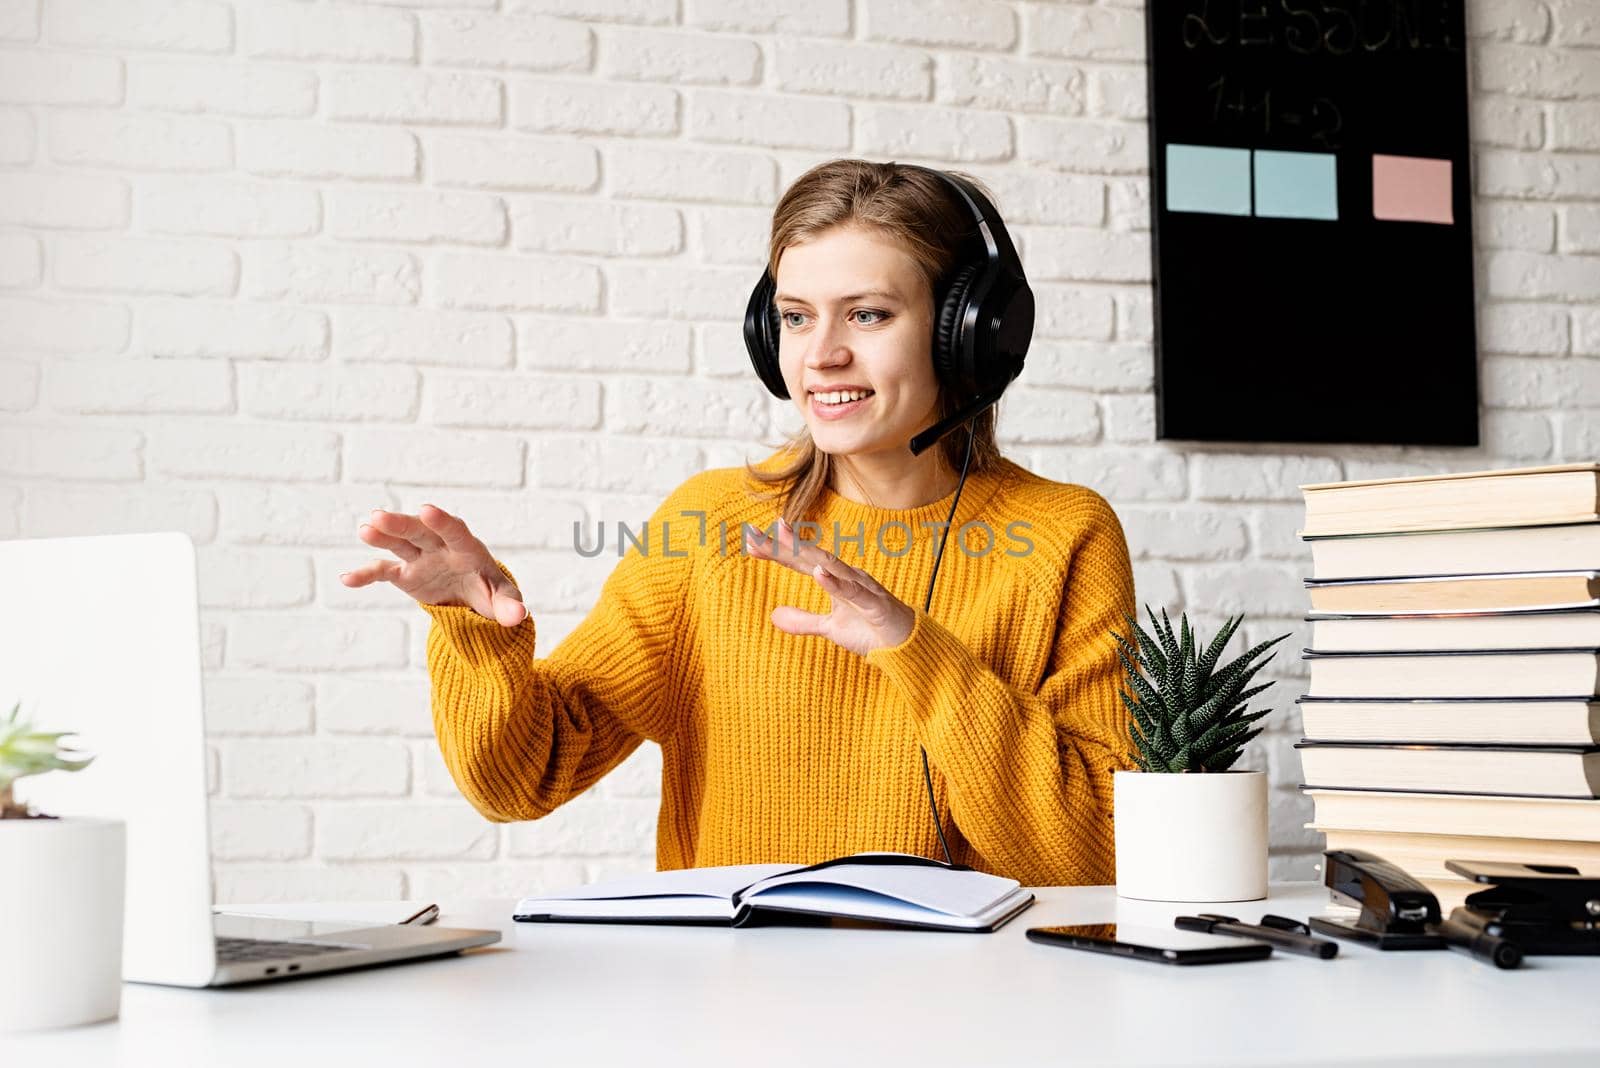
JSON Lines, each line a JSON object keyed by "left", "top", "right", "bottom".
{"left": 744, "top": 863, "right": 1020, "bottom": 918}
{"left": 513, "top": 896, "right": 732, "bottom": 921}
{"left": 746, "top": 883, "right": 1031, "bottom": 930}
{"left": 514, "top": 863, "right": 794, "bottom": 917}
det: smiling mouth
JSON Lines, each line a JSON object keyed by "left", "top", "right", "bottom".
{"left": 809, "top": 391, "right": 874, "bottom": 421}
{"left": 810, "top": 389, "right": 875, "bottom": 406}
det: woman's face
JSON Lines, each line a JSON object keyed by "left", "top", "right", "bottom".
{"left": 774, "top": 224, "right": 940, "bottom": 459}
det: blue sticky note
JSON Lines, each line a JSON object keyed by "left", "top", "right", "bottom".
{"left": 1165, "top": 144, "right": 1251, "bottom": 217}
{"left": 1253, "top": 150, "right": 1338, "bottom": 221}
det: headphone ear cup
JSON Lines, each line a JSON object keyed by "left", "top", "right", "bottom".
{"left": 932, "top": 264, "right": 980, "bottom": 395}
{"left": 743, "top": 270, "right": 789, "bottom": 400}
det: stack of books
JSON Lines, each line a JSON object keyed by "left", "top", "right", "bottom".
{"left": 1293, "top": 462, "right": 1600, "bottom": 912}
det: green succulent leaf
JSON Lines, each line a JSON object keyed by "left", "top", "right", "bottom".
{"left": 1117, "top": 644, "right": 1178, "bottom": 725}
{"left": 1197, "top": 614, "right": 1244, "bottom": 681}
{"left": 1120, "top": 611, "right": 1168, "bottom": 680}
{"left": 1202, "top": 744, "right": 1249, "bottom": 772}
{"left": 1201, "top": 635, "right": 1288, "bottom": 703}
{"left": 0, "top": 700, "right": 96, "bottom": 797}
{"left": 1158, "top": 621, "right": 1187, "bottom": 710}
{"left": 1152, "top": 606, "right": 1178, "bottom": 656}
{"left": 1121, "top": 690, "right": 1161, "bottom": 740}
{"left": 1190, "top": 710, "right": 1270, "bottom": 759}
{"left": 1177, "top": 616, "right": 1197, "bottom": 709}
{"left": 1144, "top": 714, "right": 1178, "bottom": 768}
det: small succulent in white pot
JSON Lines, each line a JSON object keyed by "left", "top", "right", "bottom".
{"left": 0, "top": 701, "right": 126, "bottom": 1033}
{"left": 1110, "top": 608, "right": 1291, "bottom": 903}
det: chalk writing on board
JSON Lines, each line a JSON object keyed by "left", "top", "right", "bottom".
{"left": 1181, "top": 1, "right": 1462, "bottom": 56}
{"left": 1206, "top": 75, "right": 1344, "bottom": 147}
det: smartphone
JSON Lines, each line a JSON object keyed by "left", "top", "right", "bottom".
{"left": 1026, "top": 923, "right": 1273, "bottom": 965}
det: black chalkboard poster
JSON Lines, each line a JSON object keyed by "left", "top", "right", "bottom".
{"left": 1144, "top": 1, "right": 1479, "bottom": 446}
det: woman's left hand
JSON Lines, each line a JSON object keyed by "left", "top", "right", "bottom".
{"left": 745, "top": 517, "right": 915, "bottom": 658}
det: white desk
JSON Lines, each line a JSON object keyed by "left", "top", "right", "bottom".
{"left": 8, "top": 882, "right": 1599, "bottom": 1067}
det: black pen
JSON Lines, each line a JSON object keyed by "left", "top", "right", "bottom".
{"left": 1174, "top": 913, "right": 1339, "bottom": 959}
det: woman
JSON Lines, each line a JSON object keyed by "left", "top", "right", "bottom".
{"left": 341, "top": 159, "right": 1137, "bottom": 888}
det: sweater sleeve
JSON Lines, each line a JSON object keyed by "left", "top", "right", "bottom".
{"left": 863, "top": 494, "right": 1138, "bottom": 887}
{"left": 420, "top": 484, "right": 703, "bottom": 823}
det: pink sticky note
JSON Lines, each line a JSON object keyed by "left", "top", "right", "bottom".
{"left": 1372, "top": 154, "right": 1453, "bottom": 225}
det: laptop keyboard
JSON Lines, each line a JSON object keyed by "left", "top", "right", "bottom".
{"left": 215, "top": 936, "right": 352, "bottom": 962}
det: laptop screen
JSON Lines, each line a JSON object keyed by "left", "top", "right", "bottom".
{"left": 0, "top": 532, "right": 218, "bottom": 985}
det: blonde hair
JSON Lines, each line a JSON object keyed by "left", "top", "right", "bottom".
{"left": 743, "top": 159, "right": 1007, "bottom": 525}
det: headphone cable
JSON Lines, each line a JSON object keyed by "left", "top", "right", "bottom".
{"left": 917, "top": 414, "right": 978, "bottom": 870}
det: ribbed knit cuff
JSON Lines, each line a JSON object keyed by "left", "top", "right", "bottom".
{"left": 419, "top": 558, "right": 537, "bottom": 668}
{"left": 421, "top": 601, "right": 537, "bottom": 668}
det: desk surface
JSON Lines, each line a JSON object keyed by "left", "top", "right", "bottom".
{"left": 11, "top": 882, "right": 1600, "bottom": 1068}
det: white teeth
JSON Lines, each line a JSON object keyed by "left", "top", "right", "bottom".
{"left": 816, "top": 390, "right": 873, "bottom": 404}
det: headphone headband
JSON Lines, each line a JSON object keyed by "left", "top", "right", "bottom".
{"left": 901, "top": 164, "right": 1025, "bottom": 275}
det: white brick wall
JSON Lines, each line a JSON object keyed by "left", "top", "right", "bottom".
{"left": 0, "top": 0, "right": 1595, "bottom": 901}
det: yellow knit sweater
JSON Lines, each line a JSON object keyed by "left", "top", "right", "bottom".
{"left": 422, "top": 451, "right": 1139, "bottom": 888}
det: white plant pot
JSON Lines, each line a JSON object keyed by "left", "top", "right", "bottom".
{"left": 1113, "top": 769, "right": 1267, "bottom": 902}
{"left": 0, "top": 816, "right": 126, "bottom": 1032}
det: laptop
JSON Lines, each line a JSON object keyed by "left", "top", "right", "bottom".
{"left": 0, "top": 531, "right": 500, "bottom": 986}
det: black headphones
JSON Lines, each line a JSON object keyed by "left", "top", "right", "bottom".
{"left": 742, "top": 164, "right": 1035, "bottom": 456}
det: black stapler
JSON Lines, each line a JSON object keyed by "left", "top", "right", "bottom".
{"left": 1442, "top": 859, "right": 1600, "bottom": 956}
{"left": 1308, "top": 849, "right": 1523, "bottom": 969}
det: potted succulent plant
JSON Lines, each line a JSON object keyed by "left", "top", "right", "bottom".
{"left": 1110, "top": 608, "right": 1290, "bottom": 902}
{"left": 0, "top": 701, "right": 126, "bottom": 1033}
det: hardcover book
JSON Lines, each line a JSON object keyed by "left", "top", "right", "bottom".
{"left": 1297, "top": 741, "right": 1600, "bottom": 799}
{"left": 1299, "top": 463, "right": 1600, "bottom": 537}
{"left": 1302, "top": 648, "right": 1600, "bottom": 699}
{"left": 1304, "top": 572, "right": 1600, "bottom": 615}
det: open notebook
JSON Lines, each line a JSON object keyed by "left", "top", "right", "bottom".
{"left": 513, "top": 852, "right": 1036, "bottom": 933}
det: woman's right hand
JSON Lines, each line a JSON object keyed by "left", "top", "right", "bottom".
{"left": 340, "top": 504, "right": 528, "bottom": 627}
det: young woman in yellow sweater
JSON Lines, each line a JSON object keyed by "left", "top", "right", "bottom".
{"left": 341, "top": 159, "right": 1138, "bottom": 889}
